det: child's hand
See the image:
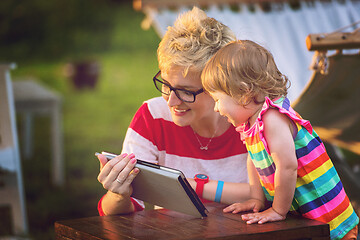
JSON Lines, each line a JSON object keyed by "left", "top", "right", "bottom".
{"left": 241, "top": 207, "right": 286, "bottom": 224}
{"left": 223, "top": 199, "right": 264, "bottom": 214}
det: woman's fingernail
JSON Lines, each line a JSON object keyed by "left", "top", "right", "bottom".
{"left": 128, "top": 153, "right": 135, "bottom": 159}
{"left": 120, "top": 153, "right": 128, "bottom": 158}
{"left": 130, "top": 158, "right": 137, "bottom": 164}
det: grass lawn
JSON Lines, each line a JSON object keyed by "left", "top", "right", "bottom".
{"left": 0, "top": 2, "right": 160, "bottom": 239}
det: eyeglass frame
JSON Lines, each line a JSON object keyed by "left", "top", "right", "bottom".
{"left": 153, "top": 71, "right": 204, "bottom": 103}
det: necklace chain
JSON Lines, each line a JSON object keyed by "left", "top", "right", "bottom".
{"left": 192, "top": 125, "right": 219, "bottom": 150}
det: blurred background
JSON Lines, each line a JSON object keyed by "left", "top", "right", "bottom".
{"left": 0, "top": 0, "right": 159, "bottom": 239}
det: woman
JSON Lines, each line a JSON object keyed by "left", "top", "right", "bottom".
{"left": 97, "top": 7, "right": 249, "bottom": 216}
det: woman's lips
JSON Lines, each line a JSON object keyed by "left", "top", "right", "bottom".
{"left": 173, "top": 108, "right": 189, "bottom": 116}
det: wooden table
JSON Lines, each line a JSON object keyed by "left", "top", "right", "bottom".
{"left": 55, "top": 202, "right": 330, "bottom": 240}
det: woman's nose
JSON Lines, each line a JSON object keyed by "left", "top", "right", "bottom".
{"left": 166, "top": 90, "right": 182, "bottom": 106}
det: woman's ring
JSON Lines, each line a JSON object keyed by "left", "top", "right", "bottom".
{"left": 116, "top": 178, "right": 122, "bottom": 184}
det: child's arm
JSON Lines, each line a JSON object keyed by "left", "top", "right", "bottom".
{"left": 223, "top": 155, "right": 265, "bottom": 213}
{"left": 242, "top": 109, "right": 298, "bottom": 224}
{"left": 264, "top": 109, "right": 298, "bottom": 216}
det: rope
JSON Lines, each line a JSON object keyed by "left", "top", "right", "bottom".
{"left": 331, "top": 20, "right": 360, "bottom": 33}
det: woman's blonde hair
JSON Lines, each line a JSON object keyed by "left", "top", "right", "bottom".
{"left": 157, "top": 7, "right": 236, "bottom": 76}
{"left": 202, "top": 40, "right": 290, "bottom": 106}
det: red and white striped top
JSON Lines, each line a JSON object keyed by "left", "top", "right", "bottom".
{"left": 122, "top": 97, "right": 248, "bottom": 182}
{"left": 98, "top": 97, "right": 248, "bottom": 213}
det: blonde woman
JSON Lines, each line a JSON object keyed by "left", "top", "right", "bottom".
{"left": 97, "top": 7, "right": 250, "bottom": 216}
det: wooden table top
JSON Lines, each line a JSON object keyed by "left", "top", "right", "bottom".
{"left": 55, "top": 202, "right": 330, "bottom": 240}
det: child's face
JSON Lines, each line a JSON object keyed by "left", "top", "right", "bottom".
{"left": 209, "top": 91, "right": 261, "bottom": 127}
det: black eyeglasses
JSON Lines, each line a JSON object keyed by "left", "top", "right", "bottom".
{"left": 153, "top": 71, "right": 204, "bottom": 103}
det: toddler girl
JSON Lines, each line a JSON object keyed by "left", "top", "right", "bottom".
{"left": 201, "top": 40, "right": 358, "bottom": 240}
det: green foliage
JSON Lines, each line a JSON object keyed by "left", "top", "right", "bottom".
{"left": 0, "top": 0, "right": 150, "bottom": 62}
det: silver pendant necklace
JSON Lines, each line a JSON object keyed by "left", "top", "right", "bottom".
{"left": 192, "top": 125, "right": 219, "bottom": 150}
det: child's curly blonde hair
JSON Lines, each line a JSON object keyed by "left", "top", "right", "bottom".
{"left": 157, "top": 7, "right": 236, "bottom": 76}
{"left": 202, "top": 40, "right": 290, "bottom": 106}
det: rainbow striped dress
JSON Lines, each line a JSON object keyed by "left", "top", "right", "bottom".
{"left": 236, "top": 97, "right": 358, "bottom": 240}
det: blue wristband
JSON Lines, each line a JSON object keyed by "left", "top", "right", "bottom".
{"left": 214, "top": 181, "right": 224, "bottom": 203}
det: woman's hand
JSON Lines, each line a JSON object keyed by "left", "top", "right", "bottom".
{"left": 97, "top": 153, "right": 140, "bottom": 197}
{"left": 187, "top": 178, "right": 196, "bottom": 190}
{"left": 241, "top": 207, "right": 286, "bottom": 224}
{"left": 223, "top": 198, "right": 264, "bottom": 214}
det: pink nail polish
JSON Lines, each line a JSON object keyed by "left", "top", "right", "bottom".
{"left": 120, "top": 153, "right": 128, "bottom": 158}
{"left": 128, "top": 153, "right": 135, "bottom": 159}
{"left": 130, "top": 158, "right": 137, "bottom": 164}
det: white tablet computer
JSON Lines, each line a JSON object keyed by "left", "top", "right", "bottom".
{"left": 96, "top": 152, "right": 208, "bottom": 218}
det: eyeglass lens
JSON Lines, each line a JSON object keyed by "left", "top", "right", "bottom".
{"left": 154, "top": 79, "right": 196, "bottom": 102}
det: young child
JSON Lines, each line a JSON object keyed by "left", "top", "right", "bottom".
{"left": 201, "top": 40, "right": 359, "bottom": 240}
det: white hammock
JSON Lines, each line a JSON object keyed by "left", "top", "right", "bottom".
{"left": 141, "top": 0, "right": 360, "bottom": 101}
